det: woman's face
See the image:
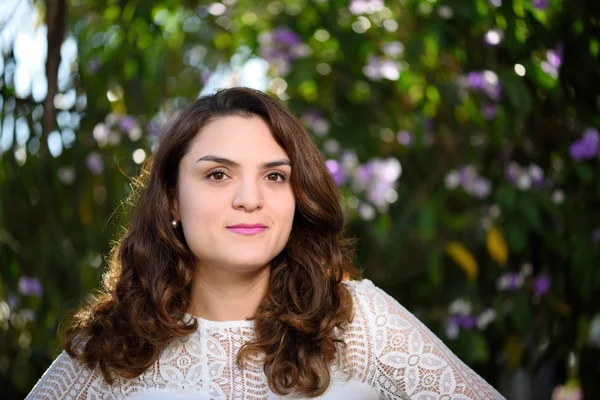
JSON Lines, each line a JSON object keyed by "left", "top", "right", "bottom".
{"left": 173, "top": 115, "right": 295, "bottom": 273}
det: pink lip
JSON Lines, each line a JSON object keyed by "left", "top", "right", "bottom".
{"left": 227, "top": 224, "right": 267, "bottom": 235}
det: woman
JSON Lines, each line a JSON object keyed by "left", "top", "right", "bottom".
{"left": 26, "top": 87, "right": 504, "bottom": 399}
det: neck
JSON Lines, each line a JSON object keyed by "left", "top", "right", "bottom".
{"left": 188, "top": 264, "right": 270, "bottom": 322}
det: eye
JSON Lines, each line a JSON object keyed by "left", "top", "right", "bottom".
{"left": 207, "top": 169, "right": 228, "bottom": 181}
{"left": 266, "top": 172, "right": 287, "bottom": 182}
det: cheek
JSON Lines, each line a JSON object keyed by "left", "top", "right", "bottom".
{"left": 179, "top": 185, "right": 226, "bottom": 223}
{"left": 274, "top": 191, "right": 296, "bottom": 223}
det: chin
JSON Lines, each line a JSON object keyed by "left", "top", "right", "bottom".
{"left": 226, "top": 255, "right": 273, "bottom": 271}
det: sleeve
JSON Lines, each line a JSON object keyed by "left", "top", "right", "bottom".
{"left": 352, "top": 280, "right": 505, "bottom": 400}
{"left": 25, "top": 350, "right": 111, "bottom": 400}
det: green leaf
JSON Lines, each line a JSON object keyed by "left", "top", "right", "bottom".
{"left": 104, "top": 5, "right": 121, "bottom": 22}
{"left": 501, "top": 73, "right": 533, "bottom": 118}
{"left": 574, "top": 163, "right": 593, "bottom": 183}
{"left": 511, "top": 292, "right": 532, "bottom": 334}
{"left": 472, "top": 332, "right": 490, "bottom": 363}
{"left": 518, "top": 194, "right": 542, "bottom": 231}
{"left": 418, "top": 201, "right": 437, "bottom": 241}
{"left": 570, "top": 235, "right": 598, "bottom": 302}
{"left": 496, "top": 185, "right": 517, "bottom": 211}
{"left": 428, "top": 250, "right": 443, "bottom": 287}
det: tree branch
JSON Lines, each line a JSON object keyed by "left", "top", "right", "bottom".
{"left": 42, "top": 0, "right": 67, "bottom": 159}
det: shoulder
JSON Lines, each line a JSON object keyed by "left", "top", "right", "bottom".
{"left": 342, "top": 278, "right": 380, "bottom": 299}
{"left": 25, "top": 350, "right": 104, "bottom": 399}
{"left": 341, "top": 279, "right": 505, "bottom": 399}
{"left": 342, "top": 278, "right": 452, "bottom": 363}
{"left": 342, "top": 278, "right": 420, "bottom": 343}
{"left": 343, "top": 278, "right": 396, "bottom": 300}
{"left": 343, "top": 278, "right": 412, "bottom": 321}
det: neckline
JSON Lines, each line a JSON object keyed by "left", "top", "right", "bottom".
{"left": 184, "top": 312, "right": 255, "bottom": 329}
{"left": 181, "top": 280, "right": 363, "bottom": 330}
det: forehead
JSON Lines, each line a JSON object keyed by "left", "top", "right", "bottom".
{"left": 187, "top": 115, "right": 288, "bottom": 160}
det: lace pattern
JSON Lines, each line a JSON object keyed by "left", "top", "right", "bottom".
{"left": 25, "top": 279, "right": 504, "bottom": 399}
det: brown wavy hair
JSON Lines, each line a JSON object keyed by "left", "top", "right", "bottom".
{"left": 61, "top": 87, "right": 361, "bottom": 397}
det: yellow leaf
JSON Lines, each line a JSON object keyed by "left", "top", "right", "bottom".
{"left": 487, "top": 225, "right": 508, "bottom": 266}
{"left": 445, "top": 242, "right": 478, "bottom": 281}
{"left": 504, "top": 335, "right": 523, "bottom": 370}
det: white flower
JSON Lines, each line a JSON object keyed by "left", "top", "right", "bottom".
{"left": 444, "top": 170, "right": 461, "bottom": 189}
{"left": 476, "top": 309, "right": 497, "bottom": 330}
{"left": 448, "top": 299, "right": 472, "bottom": 316}
{"left": 551, "top": 189, "right": 565, "bottom": 205}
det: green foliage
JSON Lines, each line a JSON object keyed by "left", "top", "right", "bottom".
{"left": 1, "top": 0, "right": 600, "bottom": 397}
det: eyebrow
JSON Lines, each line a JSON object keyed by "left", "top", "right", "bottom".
{"left": 196, "top": 155, "right": 291, "bottom": 169}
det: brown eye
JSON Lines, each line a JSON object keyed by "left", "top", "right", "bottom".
{"left": 266, "top": 172, "right": 286, "bottom": 182}
{"left": 207, "top": 170, "right": 227, "bottom": 181}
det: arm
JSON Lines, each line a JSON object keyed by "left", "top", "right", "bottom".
{"left": 25, "top": 350, "right": 109, "bottom": 400}
{"left": 353, "top": 280, "right": 505, "bottom": 400}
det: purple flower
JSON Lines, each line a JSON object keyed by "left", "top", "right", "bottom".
{"left": 482, "top": 104, "right": 499, "bottom": 120}
{"left": 547, "top": 49, "right": 563, "bottom": 69}
{"left": 569, "top": 128, "right": 600, "bottom": 161}
{"left": 446, "top": 320, "right": 459, "bottom": 339}
{"left": 326, "top": 160, "right": 346, "bottom": 186}
{"left": 528, "top": 164, "right": 544, "bottom": 188}
{"left": 353, "top": 163, "right": 374, "bottom": 190}
{"left": 397, "top": 130, "right": 412, "bottom": 146}
{"left": 533, "top": 274, "right": 551, "bottom": 296}
{"left": 497, "top": 272, "right": 523, "bottom": 291}
{"left": 541, "top": 61, "right": 559, "bottom": 78}
{"left": 259, "top": 28, "right": 308, "bottom": 71}
{"left": 483, "top": 82, "right": 503, "bottom": 101}
{"left": 363, "top": 56, "right": 382, "bottom": 80}
{"left": 448, "top": 315, "right": 462, "bottom": 326}
{"left": 367, "top": 179, "right": 395, "bottom": 209}
{"left": 458, "top": 165, "right": 476, "bottom": 187}
{"left": 532, "top": 0, "right": 549, "bottom": 10}
{"left": 302, "top": 110, "right": 329, "bottom": 136}
{"left": 119, "top": 115, "right": 137, "bottom": 133}
{"left": 349, "top": 0, "right": 384, "bottom": 15}
{"left": 467, "top": 72, "right": 485, "bottom": 90}
{"left": 459, "top": 315, "right": 477, "bottom": 330}
{"left": 448, "top": 314, "right": 476, "bottom": 330}
{"left": 465, "top": 71, "right": 502, "bottom": 101}
{"left": 86, "top": 152, "right": 104, "bottom": 175}
{"left": 145, "top": 121, "right": 163, "bottom": 138}
{"left": 470, "top": 177, "right": 492, "bottom": 198}
{"left": 18, "top": 276, "right": 43, "bottom": 297}
{"left": 272, "top": 27, "right": 301, "bottom": 47}
{"left": 505, "top": 162, "right": 520, "bottom": 183}
{"left": 507, "top": 273, "right": 522, "bottom": 290}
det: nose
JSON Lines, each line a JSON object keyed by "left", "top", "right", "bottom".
{"left": 232, "top": 176, "right": 264, "bottom": 212}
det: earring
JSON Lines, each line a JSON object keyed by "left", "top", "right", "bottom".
{"left": 172, "top": 220, "right": 179, "bottom": 228}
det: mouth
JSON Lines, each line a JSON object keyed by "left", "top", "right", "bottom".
{"left": 227, "top": 224, "right": 268, "bottom": 235}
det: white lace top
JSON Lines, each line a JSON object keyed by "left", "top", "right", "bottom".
{"left": 25, "top": 279, "right": 504, "bottom": 399}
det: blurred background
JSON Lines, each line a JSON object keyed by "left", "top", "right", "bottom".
{"left": 1, "top": 0, "right": 599, "bottom": 398}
